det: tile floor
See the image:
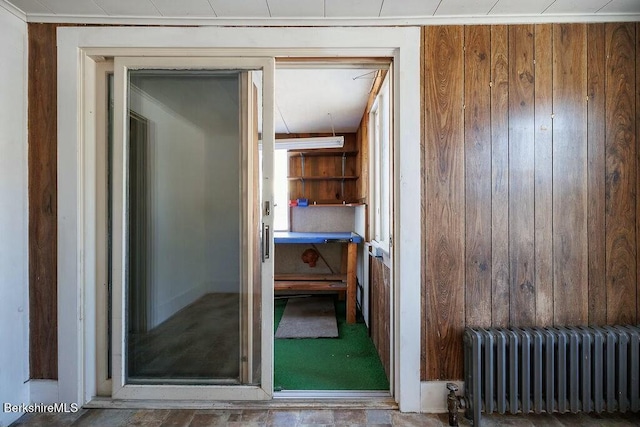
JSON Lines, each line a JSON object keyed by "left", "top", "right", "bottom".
{"left": 9, "top": 408, "right": 640, "bottom": 426}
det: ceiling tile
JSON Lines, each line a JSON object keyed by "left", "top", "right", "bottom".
{"left": 435, "top": 0, "right": 497, "bottom": 15}
{"left": 544, "top": 0, "right": 610, "bottom": 14}
{"left": 209, "top": 0, "right": 270, "bottom": 17}
{"left": 150, "top": 0, "right": 215, "bottom": 17}
{"left": 598, "top": 0, "right": 640, "bottom": 13}
{"left": 325, "top": 0, "right": 383, "bottom": 17}
{"left": 379, "top": 0, "right": 440, "bottom": 17}
{"left": 93, "top": 0, "right": 161, "bottom": 16}
{"left": 489, "top": 0, "right": 554, "bottom": 15}
{"left": 7, "top": 0, "right": 52, "bottom": 14}
{"left": 36, "top": 0, "right": 105, "bottom": 15}
{"left": 267, "top": 0, "right": 323, "bottom": 17}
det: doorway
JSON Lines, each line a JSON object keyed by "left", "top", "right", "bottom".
{"left": 271, "top": 62, "right": 393, "bottom": 394}
{"left": 58, "top": 25, "right": 421, "bottom": 410}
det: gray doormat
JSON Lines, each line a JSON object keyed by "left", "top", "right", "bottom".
{"left": 275, "top": 297, "right": 339, "bottom": 339}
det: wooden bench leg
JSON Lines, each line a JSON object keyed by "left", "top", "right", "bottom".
{"left": 347, "top": 242, "right": 357, "bottom": 323}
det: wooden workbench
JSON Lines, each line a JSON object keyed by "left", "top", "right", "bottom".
{"left": 273, "top": 231, "right": 362, "bottom": 323}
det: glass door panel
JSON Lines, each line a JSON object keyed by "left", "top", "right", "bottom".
{"left": 126, "top": 70, "right": 242, "bottom": 384}
{"left": 111, "top": 57, "right": 274, "bottom": 399}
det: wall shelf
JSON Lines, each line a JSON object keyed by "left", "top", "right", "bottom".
{"left": 287, "top": 134, "right": 360, "bottom": 203}
{"left": 289, "top": 150, "right": 359, "bottom": 157}
{"left": 288, "top": 176, "right": 358, "bottom": 181}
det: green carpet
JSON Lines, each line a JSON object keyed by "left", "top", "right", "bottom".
{"left": 274, "top": 296, "right": 389, "bottom": 391}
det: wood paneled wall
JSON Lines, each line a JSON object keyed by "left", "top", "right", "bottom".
{"left": 422, "top": 23, "right": 640, "bottom": 381}
{"left": 370, "top": 256, "right": 391, "bottom": 380}
{"left": 28, "top": 23, "right": 59, "bottom": 379}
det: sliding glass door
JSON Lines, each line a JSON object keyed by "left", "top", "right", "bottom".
{"left": 111, "top": 57, "right": 274, "bottom": 399}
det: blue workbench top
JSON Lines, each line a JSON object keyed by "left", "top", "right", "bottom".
{"left": 274, "top": 231, "right": 363, "bottom": 244}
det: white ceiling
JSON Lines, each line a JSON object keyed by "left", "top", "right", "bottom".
{"left": 275, "top": 68, "right": 379, "bottom": 134}
{"left": 4, "top": 0, "right": 640, "bottom": 22}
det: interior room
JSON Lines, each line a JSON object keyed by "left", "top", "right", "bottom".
{"left": 271, "top": 65, "right": 392, "bottom": 392}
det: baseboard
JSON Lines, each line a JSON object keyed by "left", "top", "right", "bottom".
{"left": 29, "top": 380, "right": 59, "bottom": 404}
{"left": 420, "top": 381, "right": 464, "bottom": 413}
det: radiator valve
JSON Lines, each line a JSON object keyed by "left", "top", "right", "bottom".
{"left": 446, "top": 382, "right": 461, "bottom": 426}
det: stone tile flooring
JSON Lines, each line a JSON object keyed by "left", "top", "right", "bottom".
{"left": 9, "top": 408, "right": 640, "bottom": 426}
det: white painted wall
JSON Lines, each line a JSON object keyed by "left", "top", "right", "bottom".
{"left": 0, "top": 4, "right": 29, "bottom": 427}
{"left": 129, "top": 75, "right": 240, "bottom": 327}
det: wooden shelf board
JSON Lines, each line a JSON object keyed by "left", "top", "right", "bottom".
{"left": 275, "top": 281, "right": 347, "bottom": 291}
{"left": 303, "top": 203, "right": 363, "bottom": 207}
{"left": 289, "top": 150, "right": 359, "bottom": 157}
{"left": 287, "top": 176, "right": 359, "bottom": 181}
{"left": 275, "top": 273, "right": 347, "bottom": 281}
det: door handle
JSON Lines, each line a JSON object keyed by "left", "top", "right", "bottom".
{"left": 262, "top": 224, "right": 270, "bottom": 261}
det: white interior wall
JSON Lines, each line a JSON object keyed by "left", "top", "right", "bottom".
{"left": 0, "top": 5, "right": 28, "bottom": 426}
{"left": 129, "top": 75, "right": 240, "bottom": 327}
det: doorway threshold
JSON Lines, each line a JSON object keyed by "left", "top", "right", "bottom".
{"left": 273, "top": 390, "right": 390, "bottom": 399}
{"left": 85, "top": 395, "right": 397, "bottom": 410}
{"left": 273, "top": 390, "right": 396, "bottom": 409}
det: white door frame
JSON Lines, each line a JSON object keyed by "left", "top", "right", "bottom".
{"left": 57, "top": 26, "right": 422, "bottom": 411}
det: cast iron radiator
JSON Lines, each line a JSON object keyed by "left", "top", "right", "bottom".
{"left": 463, "top": 325, "right": 640, "bottom": 426}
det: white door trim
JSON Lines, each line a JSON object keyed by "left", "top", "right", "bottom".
{"left": 57, "top": 26, "right": 421, "bottom": 411}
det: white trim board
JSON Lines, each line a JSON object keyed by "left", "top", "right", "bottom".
{"left": 22, "top": 13, "right": 640, "bottom": 26}
{"left": 30, "top": 380, "right": 59, "bottom": 404}
{"left": 0, "top": 0, "right": 26, "bottom": 22}
{"left": 420, "top": 381, "right": 464, "bottom": 414}
{"left": 57, "top": 26, "right": 421, "bottom": 411}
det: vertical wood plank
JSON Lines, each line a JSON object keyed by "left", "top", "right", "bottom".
{"left": 420, "top": 27, "right": 427, "bottom": 381}
{"left": 370, "top": 257, "right": 392, "bottom": 380}
{"left": 637, "top": 23, "right": 640, "bottom": 323}
{"left": 424, "top": 25, "right": 465, "bottom": 380}
{"left": 533, "top": 24, "right": 554, "bottom": 326}
{"left": 28, "top": 23, "right": 59, "bottom": 379}
{"left": 587, "top": 24, "right": 608, "bottom": 325}
{"left": 605, "top": 22, "right": 637, "bottom": 325}
{"left": 552, "top": 23, "right": 589, "bottom": 326}
{"left": 464, "top": 26, "right": 492, "bottom": 328}
{"left": 509, "top": 25, "right": 536, "bottom": 327}
{"left": 490, "top": 25, "right": 510, "bottom": 328}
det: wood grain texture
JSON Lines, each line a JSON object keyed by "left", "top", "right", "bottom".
{"left": 370, "top": 256, "right": 391, "bottom": 381}
{"left": 423, "top": 25, "right": 465, "bottom": 380}
{"left": 464, "top": 25, "right": 492, "bottom": 328}
{"left": 28, "top": 23, "right": 59, "bottom": 379}
{"left": 552, "top": 24, "right": 589, "bottom": 325}
{"left": 605, "top": 23, "right": 637, "bottom": 325}
{"left": 587, "top": 24, "right": 608, "bottom": 325}
{"left": 421, "top": 22, "right": 640, "bottom": 380}
{"left": 490, "top": 25, "right": 510, "bottom": 328}
{"left": 508, "top": 25, "right": 536, "bottom": 327}
{"left": 533, "top": 24, "right": 554, "bottom": 326}
{"left": 286, "top": 133, "right": 358, "bottom": 203}
{"left": 637, "top": 22, "right": 640, "bottom": 324}
{"left": 357, "top": 116, "right": 369, "bottom": 203}
{"left": 420, "top": 27, "right": 427, "bottom": 380}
